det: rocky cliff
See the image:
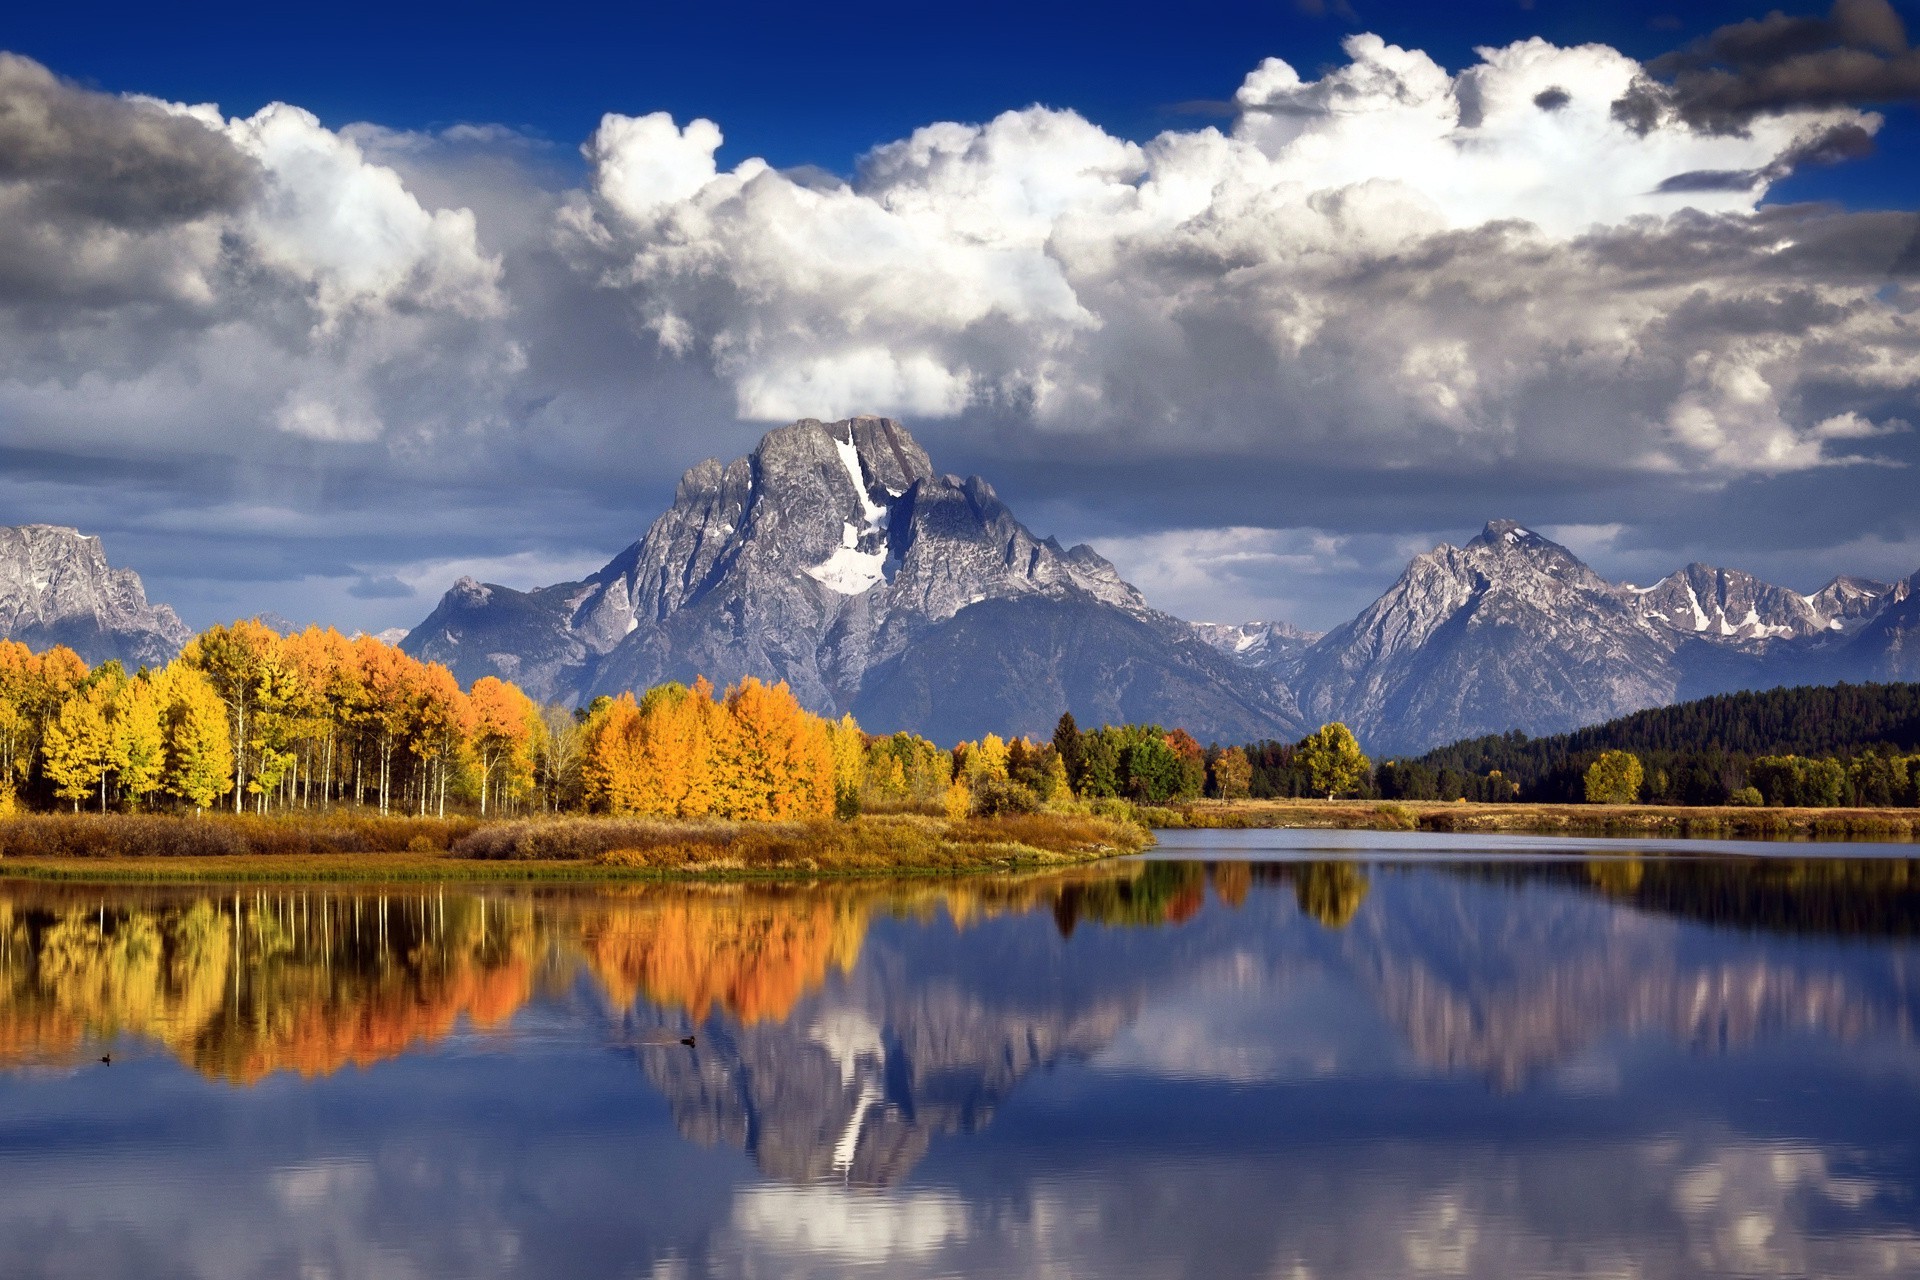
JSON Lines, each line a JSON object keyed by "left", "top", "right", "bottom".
{"left": 0, "top": 524, "right": 190, "bottom": 668}
{"left": 1287, "top": 521, "right": 1917, "bottom": 754}
{"left": 406, "top": 417, "right": 1302, "bottom": 742}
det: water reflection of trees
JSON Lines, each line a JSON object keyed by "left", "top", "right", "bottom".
{"left": 1448, "top": 857, "right": 1920, "bottom": 936}
{"left": 0, "top": 887, "right": 548, "bottom": 1080}
{"left": 0, "top": 863, "right": 1193, "bottom": 1080}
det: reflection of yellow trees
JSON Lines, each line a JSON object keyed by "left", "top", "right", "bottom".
{"left": 0, "top": 863, "right": 1173, "bottom": 1081}
{"left": 1294, "top": 862, "right": 1370, "bottom": 929}
{"left": 580, "top": 892, "right": 866, "bottom": 1025}
{"left": 0, "top": 888, "right": 547, "bottom": 1082}
{"left": 1586, "top": 858, "right": 1646, "bottom": 896}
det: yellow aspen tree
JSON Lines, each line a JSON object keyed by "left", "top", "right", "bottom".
{"left": 43, "top": 686, "right": 115, "bottom": 811}
{"left": 968, "top": 733, "right": 1010, "bottom": 786}
{"left": 468, "top": 675, "right": 540, "bottom": 815}
{"left": 693, "top": 677, "right": 748, "bottom": 818}
{"left": 725, "top": 678, "right": 834, "bottom": 819}
{"left": 180, "top": 619, "right": 281, "bottom": 813}
{"left": 580, "top": 694, "right": 645, "bottom": 815}
{"left": 351, "top": 635, "right": 415, "bottom": 815}
{"left": 826, "top": 713, "right": 866, "bottom": 817}
{"left": 111, "top": 675, "right": 167, "bottom": 808}
{"left": 163, "top": 667, "right": 234, "bottom": 813}
{"left": 0, "top": 640, "right": 36, "bottom": 785}
{"left": 636, "top": 683, "right": 698, "bottom": 817}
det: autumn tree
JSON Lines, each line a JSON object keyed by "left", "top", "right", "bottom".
{"left": 580, "top": 693, "right": 647, "bottom": 815}
{"left": 180, "top": 620, "right": 281, "bottom": 813}
{"left": 42, "top": 683, "right": 115, "bottom": 811}
{"left": 162, "top": 668, "right": 234, "bottom": 812}
{"left": 1299, "top": 722, "right": 1369, "bottom": 800}
{"left": 409, "top": 662, "right": 471, "bottom": 817}
{"left": 725, "top": 678, "right": 834, "bottom": 820}
{"left": 1211, "top": 746, "right": 1253, "bottom": 800}
{"left": 1583, "top": 750, "right": 1644, "bottom": 805}
{"left": 825, "top": 713, "right": 866, "bottom": 818}
{"left": 110, "top": 674, "right": 167, "bottom": 808}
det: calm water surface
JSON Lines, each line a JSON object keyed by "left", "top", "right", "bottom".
{"left": 2, "top": 830, "right": 1918, "bottom": 1278}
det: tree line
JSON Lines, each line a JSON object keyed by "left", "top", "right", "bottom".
{"left": 1, "top": 623, "right": 550, "bottom": 817}
{"left": 1384, "top": 681, "right": 1920, "bottom": 807}
{"left": 0, "top": 623, "right": 1294, "bottom": 822}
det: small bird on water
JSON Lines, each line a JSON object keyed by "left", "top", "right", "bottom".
{"left": 679, "top": 1035, "right": 696, "bottom": 1047}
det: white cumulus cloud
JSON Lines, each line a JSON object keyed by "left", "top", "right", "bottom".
{"left": 559, "top": 32, "right": 1912, "bottom": 485}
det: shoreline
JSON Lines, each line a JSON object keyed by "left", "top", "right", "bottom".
{"left": 0, "top": 810, "right": 1152, "bottom": 883}
{"left": 1142, "top": 798, "right": 1920, "bottom": 842}
{"left": 0, "top": 848, "right": 1127, "bottom": 884}
{"left": 3, "top": 800, "right": 1916, "bottom": 884}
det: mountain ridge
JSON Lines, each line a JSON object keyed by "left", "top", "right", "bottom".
{"left": 405, "top": 417, "right": 1304, "bottom": 743}
{"left": 0, "top": 524, "right": 191, "bottom": 669}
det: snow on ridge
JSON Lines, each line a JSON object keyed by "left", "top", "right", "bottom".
{"left": 834, "top": 430, "right": 888, "bottom": 529}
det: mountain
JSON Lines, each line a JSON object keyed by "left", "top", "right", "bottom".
{"left": 1288, "top": 521, "right": 1919, "bottom": 754}
{"left": 1291, "top": 522, "right": 1678, "bottom": 754}
{"left": 406, "top": 417, "right": 1302, "bottom": 743}
{"left": 1192, "top": 620, "right": 1323, "bottom": 675}
{"left": 404, "top": 419, "right": 1915, "bottom": 751}
{"left": 0, "top": 524, "right": 190, "bottom": 668}
{"left": 1846, "top": 572, "right": 1920, "bottom": 681}
{"left": 1624, "top": 563, "right": 1892, "bottom": 642}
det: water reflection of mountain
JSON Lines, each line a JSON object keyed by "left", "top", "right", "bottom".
{"left": 1324, "top": 862, "right": 1920, "bottom": 1089}
{"left": 601, "top": 874, "right": 1158, "bottom": 1186}
{"left": 2, "top": 854, "right": 1917, "bottom": 1170}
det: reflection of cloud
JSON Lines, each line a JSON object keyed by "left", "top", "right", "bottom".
{"left": 1654, "top": 1141, "right": 1910, "bottom": 1277}
{"left": 731, "top": 1185, "right": 968, "bottom": 1262}
{"left": 1091, "top": 954, "right": 1361, "bottom": 1084}
{"left": 270, "top": 1159, "right": 373, "bottom": 1210}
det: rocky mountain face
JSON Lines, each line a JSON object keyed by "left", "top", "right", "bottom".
{"left": 403, "top": 414, "right": 1916, "bottom": 750}
{"left": 1624, "top": 563, "right": 1891, "bottom": 642}
{"left": 407, "top": 417, "right": 1302, "bottom": 742}
{"left": 1292, "top": 522, "right": 1679, "bottom": 753}
{"left": 1287, "top": 521, "right": 1917, "bottom": 754}
{"left": 0, "top": 524, "right": 190, "bottom": 668}
{"left": 1191, "top": 620, "right": 1323, "bottom": 676}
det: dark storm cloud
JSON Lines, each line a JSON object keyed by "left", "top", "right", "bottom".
{"left": 0, "top": 52, "right": 257, "bottom": 230}
{"left": 1656, "top": 119, "right": 1874, "bottom": 191}
{"left": 1621, "top": 0, "right": 1920, "bottom": 132}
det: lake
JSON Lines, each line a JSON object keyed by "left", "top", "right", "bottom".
{"left": 2, "top": 829, "right": 1917, "bottom": 1278}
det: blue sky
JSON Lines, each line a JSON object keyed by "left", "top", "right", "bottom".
{"left": 11, "top": 1, "right": 1916, "bottom": 197}
{"left": 0, "top": 0, "right": 1917, "bottom": 631}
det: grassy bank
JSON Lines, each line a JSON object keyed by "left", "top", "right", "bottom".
{"left": 0, "top": 809, "right": 1151, "bottom": 882}
{"left": 1141, "top": 798, "right": 1920, "bottom": 841}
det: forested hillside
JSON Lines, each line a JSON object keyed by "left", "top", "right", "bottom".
{"left": 1399, "top": 683, "right": 1920, "bottom": 804}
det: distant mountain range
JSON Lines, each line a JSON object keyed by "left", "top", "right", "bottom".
{"left": 3, "top": 420, "right": 1917, "bottom": 751}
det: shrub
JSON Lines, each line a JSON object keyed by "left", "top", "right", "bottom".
{"left": 1729, "top": 785, "right": 1764, "bottom": 808}
{"left": 970, "top": 776, "right": 1040, "bottom": 817}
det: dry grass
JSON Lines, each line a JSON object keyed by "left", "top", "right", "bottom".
{"left": 0, "top": 809, "right": 1150, "bottom": 881}
{"left": 0, "top": 812, "right": 481, "bottom": 859}
{"left": 552, "top": 811, "right": 1149, "bottom": 874}
{"left": 1146, "top": 798, "right": 1920, "bottom": 841}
